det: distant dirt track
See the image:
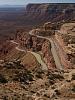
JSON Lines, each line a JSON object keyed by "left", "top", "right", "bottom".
{"left": 10, "top": 40, "right": 48, "bottom": 71}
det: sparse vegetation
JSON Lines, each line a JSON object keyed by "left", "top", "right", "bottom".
{"left": 72, "top": 73, "right": 75, "bottom": 80}
{"left": 48, "top": 72, "right": 64, "bottom": 80}
{"left": 13, "top": 70, "right": 34, "bottom": 83}
{"left": 72, "top": 85, "right": 75, "bottom": 92}
{"left": 0, "top": 74, "right": 8, "bottom": 83}
{"left": 55, "top": 89, "right": 61, "bottom": 95}
{"left": 4, "top": 61, "right": 23, "bottom": 69}
{"left": 35, "top": 68, "right": 44, "bottom": 79}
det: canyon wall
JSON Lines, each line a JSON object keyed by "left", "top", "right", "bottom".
{"left": 24, "top": 3, "right": 75, "bottom": 24}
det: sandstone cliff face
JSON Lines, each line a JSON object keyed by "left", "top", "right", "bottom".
{"left": 16, "top": 32, "right": 44, "bottom": 52}
{"left": 25, "top": 4, "right": 75, "bottom": 23}
{"left": 42, "top": 40, "right": 56, "bottom": 69}
{"left": 15, "top": 31, "right": 56, "bottom": 69}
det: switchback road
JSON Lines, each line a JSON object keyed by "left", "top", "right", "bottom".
{"left": 10, "top": 40, "right": 48, "bottom": 71}
{"left": 29, "top": 30, "right": 63, "bottom": 70}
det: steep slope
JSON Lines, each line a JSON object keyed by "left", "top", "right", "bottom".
{"left": 24, "top": 3, "right": 75, "bottom": 24}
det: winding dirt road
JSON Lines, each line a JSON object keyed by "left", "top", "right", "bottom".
{"left": 11, "top": 29, "right": 65, "bottom": 71}
{"left": 10, "top": 40, "right": 48, "bottom": 71}
{"left": 29, "top": 30, "right": 63, "bottom": 70}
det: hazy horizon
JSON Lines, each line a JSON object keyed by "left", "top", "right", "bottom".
{"left": 0, "top": 0, "right": 75, "bottom": 6}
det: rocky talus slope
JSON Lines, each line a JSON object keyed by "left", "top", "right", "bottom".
{"left": 0, "top": 60, "right": 75, "bottom": 100}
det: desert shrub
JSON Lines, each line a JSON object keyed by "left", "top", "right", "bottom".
{"left": 44, "top": 93, "right": 50, "bottom": 98}
{"left": 13, "top": 70, "right": 34, "bottom": 83}
{"left": 3, "top": 96, "right": 8, "bottom": 100}
{"left": 48, "top": 73, "right": 64, "bottom": 80}
{"left": 0, "top": 74, "right": 8, "bottom": 83}
{"left": 13, "top": 60, "right": 24, "bottom": 69}
{"left": 35, "top": 73, "right": 42, "bottom": 78}
{"left": 4, "top": 61, "right": 24, "bottom": 69}
{"left": 36, "top": 69, "right": 44, "bottom": 74}
{"left": 72, "top": 85, "right": 75, "bottom": 92}
{"left": 55, "top": 89, "right": 61, "bottom": 95}
{"left": 72, "top": 74, "right": 75, "bottom": 80}
{"left": 62, "top": 34, "right": 70, "bottom": 45}
{"left": 49, "top": 80, "right": 55, "bottom": 85}
{"left": 69, "top": 37, "right": 75, "bottom": 44}
{"left": 47, "top": 72, "right": 64, "bottom": 85}
{"left": 35, "top": 68, "right": 44, "bottom": 79}
{"left": 71, "top": 58, "right": 75, "bottom": 64}
{"left": 4, "top": 63, "right": 14, "bottom": 69}
{"left": 53, "top": 73, "right": 64, "bottom": 80}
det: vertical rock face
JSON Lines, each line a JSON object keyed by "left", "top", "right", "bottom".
{"left": 16, "top": 32, "right": 44, "bottom": 51}
{"left": 24, "top": 4, "right": 75, "bottom": 23}
{"left": 25, "top": 4, "right": 49, "bottom": 16}
{"left": 42, "top": 40, "right": 55, "bottom": 69}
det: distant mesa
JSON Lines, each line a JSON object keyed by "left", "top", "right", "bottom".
{"left": 24, "top": 3, "right": 75, "bottom": 23}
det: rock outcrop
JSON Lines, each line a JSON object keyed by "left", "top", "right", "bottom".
{"left": 42, "top": 40, "right": 56, "bottom": 69}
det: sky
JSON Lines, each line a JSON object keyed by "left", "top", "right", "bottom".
{"left": 0, "top": 0, "right": 75, "bottom": 5}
